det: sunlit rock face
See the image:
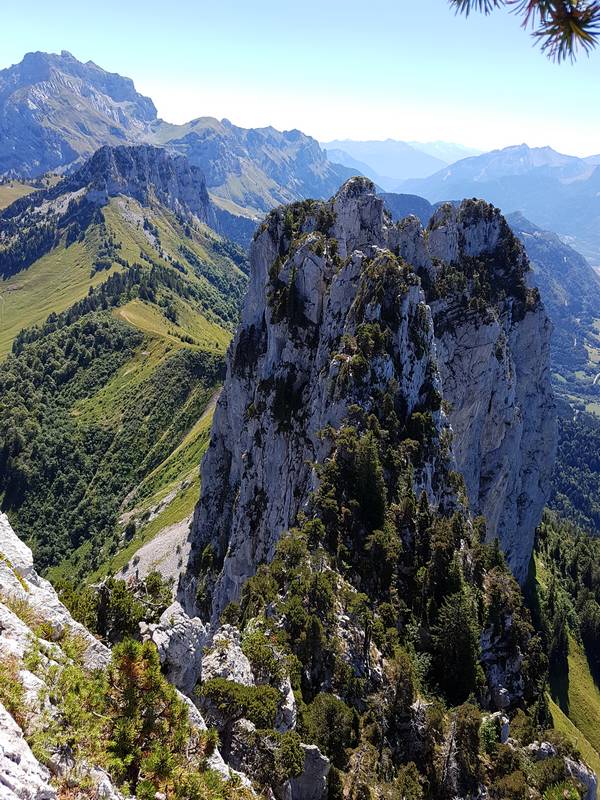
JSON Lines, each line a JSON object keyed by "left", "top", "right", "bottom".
{"left": 184, "top": 178, "right": 555, "bottom": 622}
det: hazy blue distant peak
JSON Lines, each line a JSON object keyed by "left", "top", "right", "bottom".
{"left": 320, "top": 138, "right": 446, "bottom": 183}
{"left": 418, "top": 143, "right": 594, "bottom": 184}
{"left": 400, "top": 142, "right": 600, "bottom": 268}
{"left": 322, "top": 147, "right": 379, "bottom": 179}
{"left": 407, "top": 140, "right": 482, "bottom": 163}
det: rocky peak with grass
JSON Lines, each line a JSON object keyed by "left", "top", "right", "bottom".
{"left": 72, "top": 144, "right": 217, "bottom": 226}
{"left": 184, "top": 178, "right": 451, "bottom": 621}
{"left": 164, "top": 179, "right": 593, "bottom": 799}
{"left": 0, "top": 144, "right": 219, "bottom": 281}
{"left": 184, "top": 177, "right": 555, "bottom": 619}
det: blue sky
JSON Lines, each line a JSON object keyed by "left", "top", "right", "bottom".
{"left": 2, "top": 0, "right": 599, "bottom": 155}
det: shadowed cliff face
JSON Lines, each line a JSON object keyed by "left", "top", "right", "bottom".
{"left": 182, "top": 177, "right": 555, "bottom": 620}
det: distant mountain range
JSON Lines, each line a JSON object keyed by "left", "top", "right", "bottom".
{"left": 0, "top": 51, "right": 157, "bottom": 176}
{"left": 0, "top": 51, "right": 354, "bottom": 224}
{"left": 406, "top": 140, "right": 482, "bottom": 164}
{"left": 321, "top": 139, "right": 445, "bottom": 187}
{"left": 3, "top": 50, "right": 600, "bottom": 272}
{"left": 321, "top": 138, "right": 481, "bottom": 188}
{"left": 401, "top": 143, "right": 600, "bottom": 267}
{"left": 508, "top": 211, "right": 600, "bottom": 413}
{"left": 411, "top": 143, "right": 599, "bottom": 183}
{"left": 153, "top": 118, "right": 354, "bottom": 219}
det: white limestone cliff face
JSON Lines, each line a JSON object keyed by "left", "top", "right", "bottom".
{"left": 0, "top": 703, "right": 56, "bottom": 800}
{"left": 184, "top": 178, "right": 454, "bottom": 620}
{"left": 74, "top": 144, "right": 218, "bottom": 228}
{"left": 0, "top": 513, "right": 109, "bottom": 671}
{"left": 426, "top": 203, "right": 556, "bottom": 582}
{"left": 183, "top": 178, "right": 555, "bottom": 623}
{"left": 150, "top": 600, "right": 208, "bottom": 695}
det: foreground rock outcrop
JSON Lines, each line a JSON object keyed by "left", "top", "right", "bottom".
{"left": 0, "top": 513, "right": 109, "bottom": 670}
{"left": 0, "top": 703, "right": 56, "bottom": 800}
{"left": 172, "top": 179, "right": 584, "bottom": 800}
{"left": 184, "top": 178, "right": 555, "bottom": 619}
{"left": 0, "top": 512, "right": 328, "bottom": 799}
{"left": 0, "top": 512, "right": 111, "bottom": 799}
{"left": 0, "top": 514, "right": 247, "bottom": 799}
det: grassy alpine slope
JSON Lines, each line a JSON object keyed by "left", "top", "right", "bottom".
{"left": 0, "top": 177, "right": 248, "bottom": 580}
{"left": 532, "top": 513, "right": 600, "bottom": 775}
{"left": 0, "top": 180, "right": 36, "bottom": 209}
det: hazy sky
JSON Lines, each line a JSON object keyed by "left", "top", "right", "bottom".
{"left": 3, "top": 0, "right": 600, "bottom": 156}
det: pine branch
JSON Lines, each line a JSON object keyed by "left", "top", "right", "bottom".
{"left": 449, "top": 0, "right": 600, "bottom": 61}
{"left": 451, "top": 0, "right": 503, "bottom": 13}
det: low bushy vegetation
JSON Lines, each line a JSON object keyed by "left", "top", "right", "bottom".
{"left": 535, "top": 512, "right": 600, "bottom": 684}
{"left": 20, "top": 632, "right": 245, "bottom": 800}
{"left": 55, "top": 569, "right": 172, "bottom": 644}
{"left": 196, "top": 378, "right": 558, "bottom": 797}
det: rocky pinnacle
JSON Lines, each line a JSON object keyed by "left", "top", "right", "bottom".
{"left": 183, "top": 178, "right": 556, "bottom": 621}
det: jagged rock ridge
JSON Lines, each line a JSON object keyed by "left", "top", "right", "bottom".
{"left": 71, "top": 144, "right": 218, "bottom": 227}
{"left": 184, "top": 177, "right": 555, "bottom": 620}
{"left": 163, "top": 178, "right": 588, "bottom": 800}
{"left": 0, "top": 51, "right": 355, "bottom": 229}
{"left": 3, "top": 143, "right": 215, "bottom": 226}
{"left": 152, "top": 118, "right": 356, "bottom": 217}
{"left": 0, "top": 51, "right": 157, "bottom": 176}
{"left": 0, "top": 144, "right": 220, "bottom": 280}
{"left": 426, "top": 202, "right": 556, "bottom": 580}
